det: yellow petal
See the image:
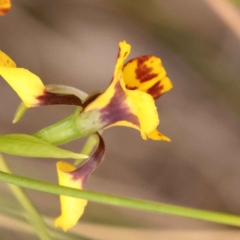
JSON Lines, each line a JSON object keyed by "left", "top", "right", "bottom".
{"left": 0, "top": 51, "right": 16, "bottom": 67}
{"left": 54, "top": 161, "right": 87, "bottom": 232}
{"left": 121, "top": 87, "right": 159, "bottom": 139}
{"left": 85, "top": 41, "right": 131, "bottom": 112}
{"left": 86, "top": 70, "right": 159, "bottom": 139}
{"left": 147, "top": 129, "right": 171, "bottom": 142}
{"left": 114, "top": 41, "right": 131, "bottom": 76}
{"left": 85, "top": 42, "right": 161, "bottom": 139}
{"left": 0, "top": 0, "right": 11, "bottom": 16}
{"left": 0, "top": 51, "right": 45, "bottom": 107}
{"left": 84, "top": 77, "right": 116, "bottom": 113}
{"left": 123, "top": 55, "right": 173, "bottom": 99}
{"left": 0, "top": 67, "right": 45, "bottom": 107}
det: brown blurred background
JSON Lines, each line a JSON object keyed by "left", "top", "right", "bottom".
{"left": 1, "top": 0, "right": 240, "bottom": 239}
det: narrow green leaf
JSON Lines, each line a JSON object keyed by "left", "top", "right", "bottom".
{"left": 12, "top": 102, "right": 28, "bottom": 124}
{"left": 0, "top": 134, "right": 88, "bottom": 159}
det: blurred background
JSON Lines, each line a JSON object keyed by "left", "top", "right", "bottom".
{"left": 1, "top": 0, "right": 240, "bottom": 239}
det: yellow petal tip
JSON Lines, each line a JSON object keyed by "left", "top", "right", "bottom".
{"left": 55, "top": 161, "right": 88, "bottom": 232}
{"left": 147, "top": 129, "right": 171, "bottom": 142}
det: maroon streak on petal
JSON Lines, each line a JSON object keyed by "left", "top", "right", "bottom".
{"left": 71, "top": 133, "right": 105, "bottom": 183}
{"left": 137, "top": 55, "right": 150, "bottom": 65}
{"left": 124, "top": 55, "right": 169, "bottom": 99}
{"left": 147, "top": 81, "right": 164, "bottom": 100}
{"left": 37, "top": 91, "right": 83, "bottom": 106}
{"left": 100, "top": 81, "right": 139, "bottom": 128}
{"left": 126, "top": 86, "right": 137, "bottom": 90}
{"left": 135, "top": 56, "right": 158, "bottom": 83}
{"left": 123, "top": 51, "right": 128, "bottom": 58}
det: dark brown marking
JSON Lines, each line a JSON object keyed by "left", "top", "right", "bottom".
{"left": 37, "top": 90, "right": 83, "bottom": 106}
{"left": 100, "top": 81, "right": 140, "bottom": 128}
{"left": 147, "top": 81, "right": 164, "bottom": 100}
{"left": 135, "top": 55, "right": 158, "bottom": 83}
{"left": 71, "top": 133, "right": 105, "bottom": 184}
{"left": 137, "top": 55, "right": 151, "bottom": 65}
{"left": 126, "top": 86, "right": 137, "bottom": 90}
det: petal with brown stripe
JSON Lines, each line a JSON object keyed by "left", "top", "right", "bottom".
{"left": 54, "top": 133, "right": 105, "bottom": 232}
{"left": 83, "top": 41, "right": 170, "bottom": 140}
{"left": 123, "top": 55, "right": 173, "bottom": 99}
{"left": 0, "top": 51, "right": 83, "bottom": 107}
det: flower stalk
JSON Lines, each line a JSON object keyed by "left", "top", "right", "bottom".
{"left": 0, "top": 169, "right": 239, "bottom": 227}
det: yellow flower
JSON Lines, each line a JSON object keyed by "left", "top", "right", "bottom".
{"left": 1, "top": 41, "right": 172, "bottom": 141}
{"left": 1, "top": 42, "right": 173, "bottom": 231}
{"left": 55, "top": 133, "right": 105, "bottom": 232}
{"left": 84, "top": 41, "right": 173, "bottom": 141}
{"left": 0, "top": 51, "right": 82, "bottom": 107}
{"left": 0, "top": 0, "right": 11, "bottom": 16}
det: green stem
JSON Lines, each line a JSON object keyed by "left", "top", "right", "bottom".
{"left": 34, "top": 109, "right": 103, "bottom": 146}
{"left": 0, "top": 170, "right": 239, "bottom": 227}
{"left": 0, "top": 155, "right": 52, "bottom": 240}
{"left": 34, "top": 110, "right": 83, "bottom": 146}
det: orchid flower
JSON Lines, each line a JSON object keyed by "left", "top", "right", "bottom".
{"left": 0, "top": 41, "right": 172, "bottom": 231}
{"left": 83, "top": 41, "right": 172, "bottom": 141}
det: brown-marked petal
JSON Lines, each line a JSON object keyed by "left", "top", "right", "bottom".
{"left": 0, "top": 0, "right": 11, "bottom": 16}
{"left": 123, "top": 55, "right": 173, "bottom": 99}
{"left": 87, "top": 73, "right": 139, "bottom": 127}
{"left": 55, "top": 133, "right": 105, "bottom": 232}
{"left": 84, "top": 42, "right": 162, "bottom": 139}
{"left": 0, "top": 66, "right": 46, "bottom": 107}
{"left": 0, "top": 51, "right": 83, "bottom": 107}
